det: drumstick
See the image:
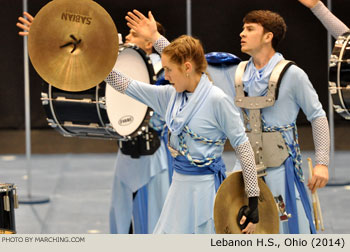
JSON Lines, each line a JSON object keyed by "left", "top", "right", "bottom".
{"left": 307, "top": 157, "right": 319, "bottom": 230}
{"left": 307, "top": 157, "right": 325, "bottom": 231}
{"left": 315, "top": 190, "right": 325, "bottom": 231}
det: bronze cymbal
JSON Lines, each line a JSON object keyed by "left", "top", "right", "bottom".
{"left": 28, "top": 0, "right": 118, "bottom": 92}
{"left": 214, "top": 171, "right": 279, "bottom": 234}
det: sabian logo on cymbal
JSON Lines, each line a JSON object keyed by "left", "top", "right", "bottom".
{"left": 61, "top": 12, "right": 92, "bottom": 25}
{"left": 118, "top": 116, "right": 134, "bottom": 126}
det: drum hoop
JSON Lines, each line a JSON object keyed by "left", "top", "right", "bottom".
{"left": 0, "top": 229, "right": 17, "bottom": 234}
{"left": 336, "top": 35, "right": 350, "bottom": 116}
{"left": 0, "top": 183, "right": 15, "bottom": 192}
{"left": 48, "top": 84, "right": 73, "bottom": 136}
{"left": 94, "top": 82, "right": 117, "bottom": 137}
{"left": 120, "top": 44, "right": 157, "bottom": 84}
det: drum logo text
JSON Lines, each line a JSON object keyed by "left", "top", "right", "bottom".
{"left": 118, "top": 116, "right": 134, "bottom": 126}
{"left": 61, "top": 12, "right": 92, "bottom": 25}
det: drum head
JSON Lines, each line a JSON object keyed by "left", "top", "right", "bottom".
{"left": 214, "top": 171, "right": 279, "bottom": 234}
{"left": 106, "top": 46, "right": 151, "bottom": 137}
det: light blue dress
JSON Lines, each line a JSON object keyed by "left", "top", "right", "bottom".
{"left": 109, "top": 53, "right": 171, "bottom": 234}
{"left": 125, "top": 74, "right": 250, "bottom": 233}
{"left": 207, "top": 55, "right": 326, "bottom": 234}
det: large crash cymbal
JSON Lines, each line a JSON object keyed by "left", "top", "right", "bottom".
{"left": 28, "top": 0, "right": 118, "bottom": 92}
{"left": 214, "top": 171, "right": 279, "bottom": 234}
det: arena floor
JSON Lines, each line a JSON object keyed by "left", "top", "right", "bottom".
{"left": 1, "top": 151, "right": 349, "bottom": 234}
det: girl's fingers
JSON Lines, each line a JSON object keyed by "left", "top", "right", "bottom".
{"left": 18, "top": 17, "right": 31, "bottom": 26}
{"left": 23, "top": 12, "right": 34, "bottom": 21}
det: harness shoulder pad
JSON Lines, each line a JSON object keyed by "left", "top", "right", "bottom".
{"left": 234, "top": 61, "right": 249, "bottom": 98}
{"left": 268, "top": 60, "right": 295, "bottom": 100}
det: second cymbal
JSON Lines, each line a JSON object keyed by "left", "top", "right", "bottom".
{"left": 214, "top": 171, "right": 279, "bottom": 234}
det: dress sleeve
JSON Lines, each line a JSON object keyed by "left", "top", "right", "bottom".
{"left": 311, "top": 1, "right": 349, "bottom": 38}
{"left": 153, "top": 35, "right": 170, "bottom": 55}
{"left": 290, "top": 66, "right": 330, "bottom": 166}
{"left": 214, "top": 92, "right": 259, "bottom": 197}
{"left": 235, "top": 141, "right": 260, "bottom": 197}
{"left": 311, "top": 116, "right": 330, "bottom": 167}
{"left": 214, "top": 93, "right": 248, "bottom": 147}
{"left": 291, "top": 66, "right": 326, "bottom": 122}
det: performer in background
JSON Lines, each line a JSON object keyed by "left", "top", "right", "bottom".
{"left": 105, "top": 16, "right": 260, "bottom": 233}
{"left": 234, "top": 10, "right": 330, "bottom": 233}
{"left": 298, "top": 0, "right": 349, "bottom": 38}
{"left": 124, "top": 9, "right": 330, "bottom": 234}
{"left": 16, "top": 12, "right": 172, "bottom": 234}
{"left": 108, "top": 21, "right": 172, "bottom": 234}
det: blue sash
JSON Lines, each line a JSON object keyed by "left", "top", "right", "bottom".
{"left": 132, "top": 185, "right": 148, "bottom": 233}
{"left": 159, "top": 126, "right": 174, "bottom": 184}
{"left": 285, "top": 144, "right": 316, "bottom": 234}
{"left": 174, "top": 155, "right": 226, "bottom": 192}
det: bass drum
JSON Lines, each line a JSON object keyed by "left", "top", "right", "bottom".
{"left": 106, "top": 44, "right": 156, "bottom": 139}
{"left": 41, "top": 82, "right": 121, "bottom": 139}
{"left": 329, "top": 32, "right": 350, "bottom": 120}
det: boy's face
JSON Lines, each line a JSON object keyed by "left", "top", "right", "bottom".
{"left": 240, "top": 23, "right": 269, "bottom": 56}
{"left": 125, "top": 29, "right": 151, "bottom": 55}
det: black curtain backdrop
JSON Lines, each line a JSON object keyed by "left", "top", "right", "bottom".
{"left": 1, "top": 0, "right": 350, "bottom": 130}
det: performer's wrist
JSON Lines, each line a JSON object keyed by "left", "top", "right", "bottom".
{"left": 248, "top": 196, "right": 258, "bottom": 212}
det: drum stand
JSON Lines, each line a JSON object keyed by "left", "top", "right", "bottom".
{"left": 19, "top": 0, "right": 50, "bottom": 205}
{"left": 326, "top": 0, "right": 350, "bottom": 187}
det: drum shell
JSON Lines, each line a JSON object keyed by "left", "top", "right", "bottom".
{"left": 330, "top": 88, "right": 350, "bottom": 118}
{"left": 329, "top": 33, "right": 350, "bottom": 119}
{"left": 41, "top": 82, "right": 122, "bottom": 139}
{"left": 0, "top": 185, "right": 16, "bottom": 234}
{"left": 329, "top": 43, "right": 350, "bottom": 86}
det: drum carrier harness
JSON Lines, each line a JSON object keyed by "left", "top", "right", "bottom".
{"left": 235, "top": 59, "right": 296, "bottom": 221}
{"left": 234, "top": 60, "right": 294, "bottom": 177}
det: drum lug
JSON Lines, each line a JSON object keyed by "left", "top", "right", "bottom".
{"left": 333, "top": 105, "right": 345, "bottom": 113}
{"left": 14, "top": 191, "right": 19, "bottom": 209}
{"left": 41, "top": 92, "right": 49, "bottom": 105}
{"left": 3, "top": 195, "right": 10, "bottom": 212}
{"left": 47, "top": 118, "right": 58, "bottom": 128}
{"left": 105, "top": 124, "right": 116, "bottom": 132}
{"left": 98, "top": 97, "right": 106, "bottom": 109}
{"left": 55, "top": 96, "right": 93, "bottom": 103}
{"left": 64, "top": 122, "right": 100, "bottom": 128}
{"left": 333, "top": 105, "right": 350, "bottom": 119}
{"left": 328, "top": 83, "right": 337, "bottom": 94}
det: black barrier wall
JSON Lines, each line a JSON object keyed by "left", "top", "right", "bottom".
{"left": 1, "top": 0, "right": 350, "bottom": 130}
